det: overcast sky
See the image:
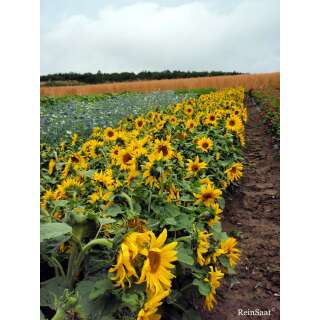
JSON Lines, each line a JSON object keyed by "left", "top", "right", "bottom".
{"left": 40, "top": 0, "right": 279, "bottom": 75}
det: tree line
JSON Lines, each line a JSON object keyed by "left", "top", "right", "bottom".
{"left": 41, "top": 70, "right": 243, "bottom": 85}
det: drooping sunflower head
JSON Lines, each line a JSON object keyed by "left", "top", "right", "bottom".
{"left": 137, "top": 229, "right": 177, "bottom": 294}
{"left": 197, "top": 137, "right": 213, "bottom": 153}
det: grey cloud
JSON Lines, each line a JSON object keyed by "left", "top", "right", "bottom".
{"left": 41, "top": 0, "right": 279, "bottom": 74}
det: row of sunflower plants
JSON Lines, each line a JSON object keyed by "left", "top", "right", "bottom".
{"left": 40, "top": 87, "right": 247, "bottom": 320}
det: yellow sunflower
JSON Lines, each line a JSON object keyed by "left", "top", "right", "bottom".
{"left": 184, "top": 105, "right": 194, "bottom": 116}
{"left": 71, "top": 133, "right": 78, "bottom": 146}
{"left": 137, "top": 229, "right": 177, "bottom": 294}
{"left": 169, "top": 115, "right": 178, "bottom": 125}
{"left": 48, "top": 159, "right": 55, "bottom": 175}
{"left": 187, "top": 156, "right": 207, "bottom": 176}
{"left": 213, "top": 237, "right": 240, "bottom": 268}
{"left": 104, "top": 127, "right": 117, "bottom": 142}
{"left": 225, "top": 116, "right": 242, "bottom": 132}
{"left": 194, "top": 184, "right": 222, "bottom": 208}
{"left": 135, "top": 117, "right": 147, "bottom": 130}
{"left": 137, "top": 290, "right": 170, "bottom": 320}
{"left": 109, "top": 231, "right": 150, "bottom": 288}
{"left": 204, "top": 267, "right": 224, "bottom": 311}
{"left": 153, "top": 139, "right": 174, "bottom": 161}
{"left": 197, "top": 137, "right": 213, "bottom": 153}
{"left": 185, "top": 118, "right": 198, "bottom": 131}
{"left": 224, "top": 162, "right": 243, "bottom": 182}
{"left": 197, "top": 231, "right": 211, "bottom": 266}
{"left": 118, "top": 149, "right": 136, "bottom": 171}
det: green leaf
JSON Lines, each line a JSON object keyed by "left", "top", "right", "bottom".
{"left": 217, "top": 197, "right": 225, "bottom": 210}
{"left": 99, "top": 217, "right": 116, "bottom": 225}
{"left": 177, "top": 246, "right": 194, "bottom": 266}
{"left": 192, "top": 279, "right": 211, "bottom": 296}
{"left": 51, "top": 200, "right": 69, "bottom": 207}
{"left": 76, "top": 278, "right": 120, "bottom": 319}
{"left": 89, "top": 278, "right": 113, "bottom": 300}
{"left": 218, "top": 255, "right": 230, "bottom": 268}
{"left": 40, "top": 276, "right": 68, "bottom": 309}
{"left": 40, "top": 223, "right": 72, "bottom": 252}
{"left": 105, "top": 205, "right": 123, "bottom": 217}
{"left": 165, "top": 217, "right": 177, "bottom": 226}
{"left": 121, "top": 292, "right": 140, "bottom": 312}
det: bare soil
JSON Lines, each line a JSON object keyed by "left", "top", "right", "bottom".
{"left": 205, "top": 94, "right": 280, "bottom": 320}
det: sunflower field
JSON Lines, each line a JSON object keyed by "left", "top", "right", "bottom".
{"left": 40, "top": 87, "right": 247, "bottom": 320}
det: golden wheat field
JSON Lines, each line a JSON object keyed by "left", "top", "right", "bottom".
{"left": 40, "top": 72, "right": 280, "bottom": 96}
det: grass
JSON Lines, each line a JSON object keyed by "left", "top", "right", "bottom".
{"left": 40, "top": 72, "right": 280, "bottom": 97}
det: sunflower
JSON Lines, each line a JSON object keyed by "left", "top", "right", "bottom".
{"left": 48, "top": 159, "right": 55, "bottom": 175}
{"left": 135, "top": 117, "right": 147, "bottom": 130}
{"left": 194, "top": 184, "right": 222, "bottom": 208}
{"left": 207, "top": 203, "right": 222, "bottom": 227}
{"left": 41, "top": 189, "right": 59, "bottom": 208}
{"left": 166, "top": 185, "right": 180, "bottom": 203}
{"left": 70, "top": 152, "right": 88, "bottom": 171}
{"left": 110, "top": 145, "right": 121, "bottom": 164}
{"left": 109, "top": 231, "right": 150, "bottom": 288}
{"left": 225, "top": 116, "right": 242, "bottom": 132}
{"left": 213, "top": 237, "right": 240, "bottom": 268}
{"left": 204, "top": 267, "right": 224, "bottom": 311}
{"left": 187, "top": 156, "right": 207, "bottom": 176}
{"left": 92, "top": 169, "right": 114, "bottom": 189}
{"left": 153, "top": 139, "right": 174, "bottom": 161}
{"left": 185, "top": 118, "right": 197, "bottom": 131}
{"left": 61, "top": 158, "right": 72, "bottom": 179}
{"left": 169, "top": 115, "right": 178, "bottom": 125}
{"left": 197, "top": 137, "right": 213, "bottom": 153}
{"left": 184, "top": 105, "right": 194, "bottom": 116}
{"left": 197, "top": 231, "right": 211, "bottom": 266}
{"left": 137, "top": 229, "right": 177, "bottom": 294}
{"left": 57, "top": 177, "right": 83, "bottom": 198}
{"left": 118, "top": 149, "right": 136, "bottom": 171}
{"left": 204, "top": 113, "right": 218, "bottom": 126}
{"left": 71, "top": 133, "right": 78, "bottom": 146}
{"left": 142, "top": 160, "right": 160, "bottom": 188}
{"left": 104, "top": 127, "right": 117, "bottom": 142}
{"left": 224, "top": 162, "right": 243, "bottom": 182}
{"left": 137, "top": 290, "right": 170, "bottom": 320}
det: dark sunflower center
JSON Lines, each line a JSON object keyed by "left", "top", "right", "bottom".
{"left": 202, "top": 192, "right": 214, "bottom": 200}
{"left": 158, "top": 145, "right": 169, "bottom": 156}
{"left": 202, "top": 142, "right": 209, "bottom": 149}
{"left": 122, "top": 153, "right": 132, "bottom": 164}
{"left": 149, "top": 250, "right": 161, "bottom": 273}
{"left": 210, "top": 116, "right": 215, "bottom": 121}
{"left": 231, "top": 167, "right": 237, "bottom": 173}
{"left": 138, "top": 121, "right": 143, "bottom": 127}
{"left": 235, "top": 110, "right": 239, "bottom": 115}
{"left": 192, "top": 164, "right": 200, "bottom": 172}
{"left": 108, "top": 131, "right": 114, "bottom": 137}
{"left": 229, "top": 120, "right": 235, "bottom": 126}
{"left": 71, "top": 155, "right": 80, "bottom": 163}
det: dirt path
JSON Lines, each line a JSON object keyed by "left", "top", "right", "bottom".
{"left": 207, "top": 95, "right": 280, "bottom": 320}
